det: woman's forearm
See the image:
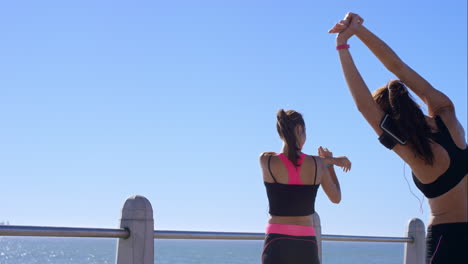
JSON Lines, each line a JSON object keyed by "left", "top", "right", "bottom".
{"left": 327, "top": 166, "right": 341, "bottom": 192}
{"left": 338, "top": 48, "right": 373, "bottom": 112}
{"left": 330, "top": 16, "right": 385, "bottom": 130}
{"left": 355, "top": 26, "right": 405, "bottom": 72}
{"left": 355, "top": 25, "right": 453, "bottom": 114}
{"left": 336, "top": 46, "right": 383, "bottom": 130}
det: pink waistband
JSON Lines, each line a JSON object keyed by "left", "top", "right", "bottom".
{"left": 266, "top": 223, "right": 316, "bottom": 237}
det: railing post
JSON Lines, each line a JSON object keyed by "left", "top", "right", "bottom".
{"left": 312, "top": 213, "right": 322, "bottom": 263}
{"left": 116, "top": 195, "right": 154, "bottom": 264}
{"left": 404, "top": 218, "right": 425, "bottom": 264}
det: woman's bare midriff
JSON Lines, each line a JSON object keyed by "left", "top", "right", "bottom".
{"left": 269, "top": 215, "right": 315, "bottom": 226}
{"left": 428, "top": 175, "right": 468, "bottom": 226}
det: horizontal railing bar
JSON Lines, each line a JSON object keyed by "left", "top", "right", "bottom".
{"left": 155, "top": 230, "right": 265, "bottom": 240}
{"left": 0, "top": 225, "right": 129, "bottom": 238}
{"left": 0, "top": 226, "right": 413, "bottom": 243}
{"left": 154, "top": 230, "right": 413, "bottom": 243}
{"left": 323, "top": 234, "right": 413, "bottom": 243}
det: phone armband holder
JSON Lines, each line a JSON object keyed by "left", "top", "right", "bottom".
{"left": 378, "top": 132, "right": 397, "bottom": 150}
{"left": 378, "top": 114, "right": 407, "bottom": 150}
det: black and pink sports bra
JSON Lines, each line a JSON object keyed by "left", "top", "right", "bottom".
{"left": 264, "top": 153, "right": 320, "bottom": 216}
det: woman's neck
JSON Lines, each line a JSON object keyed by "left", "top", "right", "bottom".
{"left": 281, "top": 144, "right": 302, "bottom": 156}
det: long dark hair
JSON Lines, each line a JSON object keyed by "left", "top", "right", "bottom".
{"left": 373, "top": 80, "right": 434, "bottom": 165}
{"left": 276, "top": 109, "right": 305, "bottom": 166}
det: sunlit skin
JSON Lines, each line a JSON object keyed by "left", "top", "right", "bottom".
{"left": 260, "top": 124, "right": 352, "bottom": 226}
{"left": 330, "top": 12, "right": 467, "bottom": 226}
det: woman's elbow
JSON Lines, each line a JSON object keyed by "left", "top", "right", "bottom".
{"left": 331, "top": 197, "right": 341, "bottom": 204}
{"left": 330, "top": 193, "right": 342, "bottom": 204}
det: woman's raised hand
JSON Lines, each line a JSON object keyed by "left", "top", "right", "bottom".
{"left": 328, "top": 12, "right": 353, "bottom": 34}
{"left": 318, "top": 146, "right": 333, "bottom": 158}
{"left": 333, "top": 156, "right": 352, "bottom": 172}
{"left": 329, "top": 12, "right": 364, "bottom": 43}
{"left": 318, "top": 146, "right": 352, "bottom": 172}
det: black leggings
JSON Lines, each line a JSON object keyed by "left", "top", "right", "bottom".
{"left": 426, "top": 222, "right": 468, "bottom": 264}
{"left": 262, "top": 233, "right": 319, "bottom": 264}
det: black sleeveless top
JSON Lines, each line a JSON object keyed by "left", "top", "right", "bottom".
{"left": 264, "top": 154, "right": 320, "bottom": 216}
{"left": 412, "top": 116, "right": 468, "bottom": 198}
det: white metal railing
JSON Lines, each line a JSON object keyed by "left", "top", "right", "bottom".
{"left": 0, "top": 227, "right": 414, "bottom": 242}
{"left": 0, "top": 195, "right": 426, "bottom": 264}
{"left": 152, "top": 230, "right": 413, "bottom": 242}
{"left": 0, "top": 225, "right": 128, "bottom": 238}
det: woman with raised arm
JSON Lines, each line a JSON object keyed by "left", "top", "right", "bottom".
{"left": 329, "top": 13, "right": 467, "bottom": 263}
{"left": 259, "top": 109, "right": 351, "bottom": 264}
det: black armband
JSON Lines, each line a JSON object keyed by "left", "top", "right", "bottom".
{"left": 378, "top": 114, "right": 407, "bottom": 149}
{"left": 378, "top": 132, "right": 397, "bottom": 150}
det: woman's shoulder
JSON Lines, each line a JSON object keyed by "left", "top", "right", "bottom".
{"left": 432, "top": 113, "right": 466, "bottom": 149}
{"left": 259, "top": 152, "right": 277, "bottom": 162}
{"left": 303, "top": 154, "right": 321, "bottom": 162}
{"left": 260, "top": 151, "right": 276, "bottom": 157}
{"left": 259, "top": 152, "right": 277, "bottom": 171}
{"left": 303, "top": 154, "right": 325, "bottom": 168}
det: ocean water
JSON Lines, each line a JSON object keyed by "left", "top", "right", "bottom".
{"left": 0, "top": 237, "right": 404, "bottom": 264}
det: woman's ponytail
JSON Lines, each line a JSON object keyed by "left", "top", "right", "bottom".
{"left": 386, "top": 80, "right": 435, "bottom": 165}
{"left": 276, "top": 109, "right": 305, "bottom": 166}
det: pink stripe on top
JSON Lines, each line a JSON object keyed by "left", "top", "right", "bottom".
{"left": 266, "top": 223, "right": 316, "bottom": 237}
{"left": 277, "top": 153, "right": 306, "bottom": 185}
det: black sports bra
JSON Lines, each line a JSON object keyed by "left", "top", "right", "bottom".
{"left": 412, "top": 116, "right": 468, "bottom": 198}
{"left": 264, "top": 154, "right": 320, "bottom": 216}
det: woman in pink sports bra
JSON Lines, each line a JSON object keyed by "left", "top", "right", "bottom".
{"left": 259, "top": 109, "right": 352, "bottom": 264}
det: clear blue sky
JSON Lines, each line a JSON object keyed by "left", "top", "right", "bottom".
{"left": 0, "top": 0, "right": 466, "bottom": 237}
